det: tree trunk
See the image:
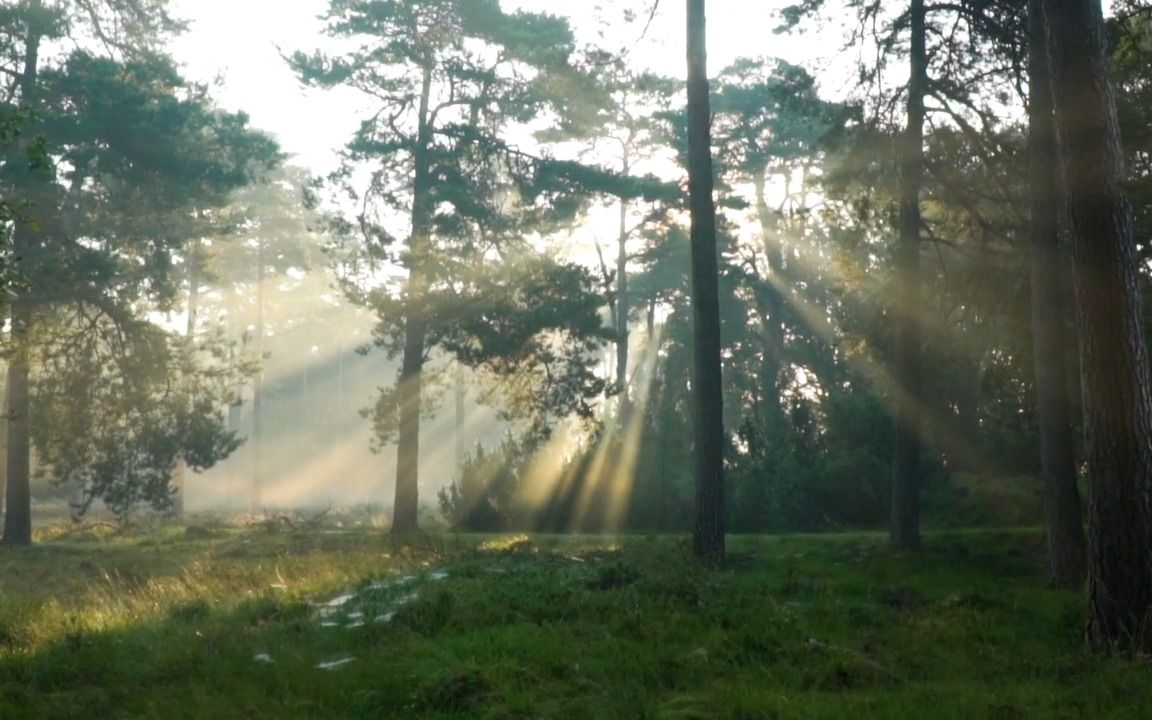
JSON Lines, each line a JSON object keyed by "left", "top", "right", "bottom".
{"left": 616, "top": 194, "right": 630, "bottom": 417}
{"left": 173, "top": 240, "right": 201, "bottom": 518}
{"left": 251, "top": 238, "right": 265, "bottom": 513}
{"left": 686, "top": 0, "right": 725, "bottom": 562}
{"left": 1045, "top": 0, "right": 1152, "bottom": 652}
{"left": 454, "top": 360, "right": 465, "bottom": 475}
{"left": 392, "top": 61, "right": 435, "bottom": 535}
{"left": 1028, "top": 0, "right": 1087, "bottom": 588}
{"left": 0, "top": 379, "right": 8, "bottom": 523}
{"left": 3, "top": 295, "right": 32, "bottom": 546}
{"left": 3, "top": 19, "right": 43, "bottom": 547}
{"left": 890, "top": 0, "right": 926, "bottom": 550}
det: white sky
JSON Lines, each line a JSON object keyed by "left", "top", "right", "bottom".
{"left": 168, "top": 1, "right": 834, "bottom": 174}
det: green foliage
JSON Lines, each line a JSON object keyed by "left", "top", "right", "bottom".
{"left": 32, "top": 317, "right": 251, "bottom": 524}
{"left": 924, "top": 472, "right": 1047, "bottom": 529}
{"left": 712, "top": 57, "right": 854, "bottom": 176}
{"left": 0, "top": 19, "right": 280, "bottom": 527}
{"left": 437, "top": 439, "right": 523, "bottom": 532}
{"left": 295, "top": 0, "right": 618, "bottom": 456}
{"left": 1110, "top": 2, "right": 1152, "bottom": 262}
{"left": 27, "top": 50, "right": 282, "bottom": 308}
{"left": 44, "top": 53, "right": 278, "bottom": 207}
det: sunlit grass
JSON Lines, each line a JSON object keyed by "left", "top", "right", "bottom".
{"left": 2, "top": 527, "right": 1150, "bottom": 719}
{"left": 476, "top": 533, "right": 533, "bottom": 551}
{"left": 0, "top": 525, "right": 433, "bottom": 652}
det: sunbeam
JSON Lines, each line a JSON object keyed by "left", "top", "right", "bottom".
{"left": 756, "top": 256, "right": 988, "bottom": 472}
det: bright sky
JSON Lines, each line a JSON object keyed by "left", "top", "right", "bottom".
{"left": 168, "top": 1, "right": 833, "bottom": 174}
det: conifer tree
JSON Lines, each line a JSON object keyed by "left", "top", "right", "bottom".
{"left": 291, "top": 0, "right": 613, "bottom": 533}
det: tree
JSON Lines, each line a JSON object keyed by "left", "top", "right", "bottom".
{"left": 777, "top": 0, "right": 1030, "bottom": 548}
{"left": 1027, "top": 0, "right": 1086, "bottom": 587}
{"left": 712, "top": 59, "right": 836, "bottom": 412}
{"left": 200, "top": 167, "right": 324, "bottom": 512}
{"left": 0, "top": 3, "right": 278, "bottom": 543}
{"left": 890, "top": 0, "right": 928, "bottom": 550}
{"left": 568, "top": 62, "right": 676, "bottom": 421}
{"left": 1, "top": 0, "right": 183, "bottom": 544}
{"left": 1044, "top": 0, "right": 1152, "bottom": 652}
{"left": 0, "top": 104, "right": 35, "bottom": 522}
{"left": 2, "top": 0, "right": 62, "bottom": 545}
{"left": 709, "top": 58, "right": 853, "bottom": 481}
{"left": 686, "top": 0, "right": 725, "bottom": 562}
{"left": 291, "top": 0, "right": 612, "bottom": 533}
{"left": 32, "top": 312, "right": 246, "bottom": 525}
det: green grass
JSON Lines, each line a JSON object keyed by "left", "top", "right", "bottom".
{"left": 0, "top": 525, "right": 1148, "bottom": 719}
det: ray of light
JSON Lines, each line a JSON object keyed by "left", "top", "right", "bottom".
{"left": 759, "top": 262, "right": 988, "bottom": 471}
{"left": 516, "top": 322, "right": 664, "bottom": 532}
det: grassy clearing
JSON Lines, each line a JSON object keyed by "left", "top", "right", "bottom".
{"left": 0, "top": 525, "right": 1148, "bottom": 719}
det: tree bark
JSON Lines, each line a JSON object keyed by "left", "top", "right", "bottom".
{"left": 391, "top": 61, "right": 435, "bottom": 535}
{"left": 686, "top": 0, "right": 725, "bottom": 562}
{"left": 890, "top": 0, "right": 927, "bottom": 550}
{"left": 1028, "top": 0, "right": 1087, "bottom": 588}
{"left": 3, "top": 294, "right": 33, "bottom": 546}
{"left": 1045, "top": 0, "right": 1152, "bottom": 652}
{"left": 3, "top": 17, "right": 43, "bottom": 547}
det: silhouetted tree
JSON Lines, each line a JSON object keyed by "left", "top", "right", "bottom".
{"left": 1027, "top": 0, "right": 1086, "bottom": 588}
{"left": 686, "top": 0, "right": 725, "bottom": 561}
{"left": 1045, "top": 0, "right": 1152, "bottom": 652}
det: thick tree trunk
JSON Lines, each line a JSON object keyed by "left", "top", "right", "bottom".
{"left": 3, "top": 296, "right": 32, "bottom": 546}
{"left": 1045, "top": 0, "right": 1152, "bottom": 652}
{"left": 686, "top": 0, "right": 725, "bottom": 562}
{"left": 890, "top": 0, "right": 926, "bottom": 550}
{"left": 392, "top": 62, "right": 435, "bottom": 535}
{"left": 1028, "top": 0, "right": 1087, "bottom": 588}
{"left": 3, "top": 20, "right": 42, "bottom": 547}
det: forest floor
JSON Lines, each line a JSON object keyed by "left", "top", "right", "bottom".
{"left": 0, "top": 522, "right": 1148, "bottom": 719}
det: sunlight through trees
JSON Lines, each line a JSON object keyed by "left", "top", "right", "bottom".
{"left": 2, "top": 0, "right": 1152, "bottom": 665}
